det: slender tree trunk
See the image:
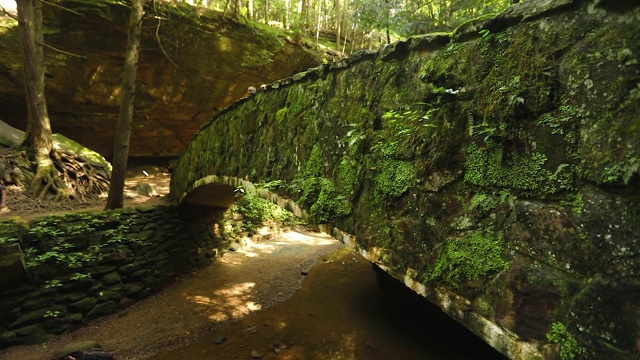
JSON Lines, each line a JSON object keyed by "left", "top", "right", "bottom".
{"left": 105, "top": 0, "right": 144, "bottom": 210}
{"left": 246, "top": 0, "right": 254, "bottom": 19}
{"left": 350, "top": 24, "right": 357, "bottom": 53}
{"left": 301, "top": 0, "right": 308, "bottom": 33}
{"left": 334, "top": 0, "right": 341, "bottom": 50}
{"left": 315, "top": 0, "right": 321, "bottom": 43}
{"left": 264, "top": 0, "right": 269, "bottom": 24}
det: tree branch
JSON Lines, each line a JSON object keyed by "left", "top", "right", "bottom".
{"left": 0, "top": 5, "right": 18, "bottom": 21}
{"left": 40, "top": 0, "right": 84, "bottom": 16}
{"left": 37, "top": 40, "right": 86, "bottom": 58}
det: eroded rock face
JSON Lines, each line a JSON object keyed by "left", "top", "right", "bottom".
{"left": 0, "top": 2, "right": 322, "bottom": 159}
{"left": 171, "top": 0, "right": 640, "bottom": 359}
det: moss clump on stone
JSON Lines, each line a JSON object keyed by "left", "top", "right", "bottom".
{"left": 463, "top": 140, "right": 573, "bottom": 197}
{"left": 546, "top": 322, "right": 583, "bottom": 360}
{"left": 368, "top": 141, "right": 415, "bottom": 200}
{"left": 288, "top": 145, "right": 351, "bottom": 223}
{"left": 425, "top": 229, "right": 508, "bottom": 287}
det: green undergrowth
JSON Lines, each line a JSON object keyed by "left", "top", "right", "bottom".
{"left": 229, "top": 191, "right": 300, "bottom": 234}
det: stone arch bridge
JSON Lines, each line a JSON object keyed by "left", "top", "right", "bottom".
{"left": 169, "top": 1, "right": 640, "bottom": 359}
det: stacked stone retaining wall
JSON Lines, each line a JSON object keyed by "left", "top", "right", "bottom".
{"left": 0, "top": 205, "right": 225, "bottom": 347}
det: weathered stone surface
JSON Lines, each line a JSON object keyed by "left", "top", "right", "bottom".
{"left": 169, "top": 1, "right": 640, "bottom": 359}
{"left": 10, "top": 305, "right": 66, "bottom": 329}
{"left": 0, "top": 244, "right": 28, "bottom": 287}
{"left": 0, "top": 331, "right": 17, "bottom": 347}
{"left": 85, "top": 301, "right": 116, "bottom": 321}
{"left": 54, "top": 340, "right": 102, "bottom": 359}
{"left": 0, "top": 1, "right": 322, "bottom": 159}
{"left": 21, "top": 297, "right": 54, "bottom": 311}
{"left": 96, "top": 291, "right": 121, "bottom": 304}
{"left": 101, "top": 272, "right": 122, "bottom": 286}
{"left": 69, "top": 298, "right": 97, "bottom": 313}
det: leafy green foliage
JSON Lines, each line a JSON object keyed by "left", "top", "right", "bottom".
{"left": 232, "top": 191, "right": 299, "bottom": 232}
{"left": 44, "top": 310, "right": 61, "bottom": 318}
{"left": 0, "top": 236, "right": 19, "bottom": 245}
{"left": 547, "top": 322, "right": 583, "bottom": 360}
{"left": 45, "top": 279, "right": 63, "bottom": 288}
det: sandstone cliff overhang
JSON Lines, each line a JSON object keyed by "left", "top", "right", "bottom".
{"left": 0, "top": 1, "right": 323, "bottom": 158}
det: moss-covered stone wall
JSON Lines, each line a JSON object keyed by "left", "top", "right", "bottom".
{"left": 0, "top": 205, "right": 224, "bottom": 347}
{"left": 171, "top": 1, "right": 640, "bottom": 359}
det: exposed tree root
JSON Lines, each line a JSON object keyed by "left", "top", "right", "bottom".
{"left": 1, "top": 147, "right": 111, "bottom": 203}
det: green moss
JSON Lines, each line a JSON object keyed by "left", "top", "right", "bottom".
{"left": 368, "top": 140, "right": 415, "bottom": 199}
{"left": 275, "top": 107, "right": 288, "bottom": 124}
{"left": 288, "top": 144, "right": 352, "bottom": 223}
{"left": 303, "top": 144, "right": 324, "bottom": 178}
{"left": 547, "top": 322, "right": 583, "bottom": 360}
{"left": 374, "top": 160, "right": 415, "bottom": 198}
{"left": 309, "top": 179, "right": 352, "bottom": 223}
{"left": 424, "top": 229, "right": 508, "bottom": 287}
{"left": 463, "top": 140, "right": 572, "bottom": 197}
{"left": 337, "top": 158, "right": 361, "bottom": 200}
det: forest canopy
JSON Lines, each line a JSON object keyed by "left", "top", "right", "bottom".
{"left": 174, "top": 0, "right": 514, "bottom": 50}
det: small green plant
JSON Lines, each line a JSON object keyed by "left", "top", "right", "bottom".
{"left": 67, "top": 224, "right": 95, "bottom": 236}
{"left": 45, "top": 279, "right": 63, "bottom": 288}
{"left": 29, "top": 224, "right": 64, "bottom": 239}
{"left": 0, "top": 237, "right": 19, "bottom": 245}
{"left": 44, "top": 310, "right": 61, "bottom": 318}
{"left": 232, "top": 191, "right": 299, "bottom": 232}
{"left": 603, "top": 151, "right": 638, "bottom": 185}
{"left": 70, "top": 272, "right": 92, "bottom": 281}
{"left": 547, "top": 322, "right": 583, "bottom": 360}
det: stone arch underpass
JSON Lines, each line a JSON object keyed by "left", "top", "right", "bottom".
{"left": 169, "top": 1, "right": 640, "bottom": 359}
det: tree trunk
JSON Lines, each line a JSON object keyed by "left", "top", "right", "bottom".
{"left": 334, "top": 0, "right": 341, "bottom": 50}
{"left": 246, "top": 0, "right": 254, "bottom": 19}
{"left": 315, "top": 0, "right": 322, "bottom": 43}
{"left": 105, "top": 0, "right": 144, "bottom": 210}
{"left": 15, "top": 0, "right": 70, "bottom": 200}
{"left": 264, "top": 0, "right": 269, "bottom": 24}
{"left": 16, "top": 0, "right": 52, "bottom": 158}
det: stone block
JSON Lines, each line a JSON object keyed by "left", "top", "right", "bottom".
{"left": 54, "top": 292, "right": 87, "bottom": 304}
{"left": 0, "top": 243, "right": 28, "bottom": 287}
{"left": 85, "top": 301, "right": 116, "bottom": 321}
{"left": 22, "top": 297, "right": 54, "bottom": 311}
{"left": 101, "top": 272, "right": 122, "bottom": 286}
{"left": 64, "top": 313, "right": 83, "bottom": 324}
{"left": 54, "top": 340, "right": 102, "bottom": 358}
{"left": 0, "top": 330, "right": 17, "bottom": 347}
{"left": 96, "top": 290, "right": 121, "bottom": 303}
{"left": 69, "top": 297, "right": 97, "bottom": 313}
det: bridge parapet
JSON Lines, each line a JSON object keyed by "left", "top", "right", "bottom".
{"left": 171, "top": 1, "right": 640, "bottom": 359}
